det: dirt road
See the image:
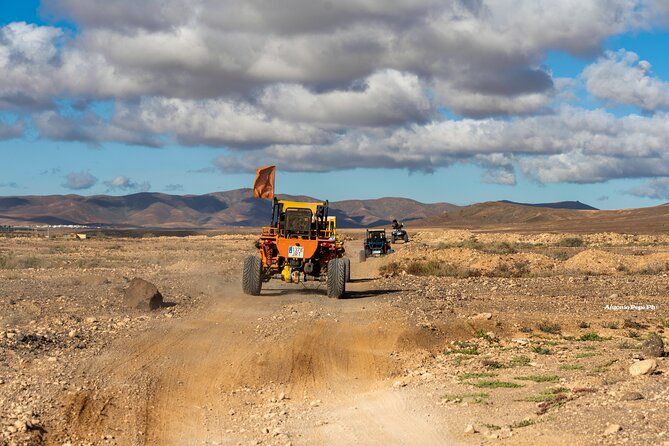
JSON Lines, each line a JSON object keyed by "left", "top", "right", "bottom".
{"left": 49, "top": 256, "right": 459, "bottom": 446}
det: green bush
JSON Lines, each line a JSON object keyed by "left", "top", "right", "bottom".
{"left": 556, "top": 237, "right": 584, "bottom": 247}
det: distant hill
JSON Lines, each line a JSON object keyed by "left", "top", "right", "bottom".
{"left": 415, "top": 201, "right": 669, "bottom": 233}
{"left": 0, "top": 189, "right": 457, "bottom": 229}
{"left": 498, "top": 200, "right": 598, "bottom": 211}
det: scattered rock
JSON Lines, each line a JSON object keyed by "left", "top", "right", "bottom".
{"left": 604, "top": 424, "right": 622, "bottom": 435}
{"left": 464, "top": 424, "right": 478, "bottom": 434}
{"left": 629, "top": 359, "right": 657, "bottom": 376}
{"left": 622, "top": 392, "right": 644, "bottom": 401}
{"left": 641, "top": 334, "right": 664, "bottom": 358}
{"left": 124, "top": 278, "right": 163, "bottom": 311}
{"left": 472, "top": 312, "right": 493, "bottom": 320}
{"left": 392, "top": 380, "right": 407, "bottom": 389}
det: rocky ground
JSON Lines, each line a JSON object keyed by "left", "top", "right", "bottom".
{"left": 0, "top": 230, "right": 667, "bottom": 445}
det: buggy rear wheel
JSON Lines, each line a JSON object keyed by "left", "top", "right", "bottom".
{"left": 327, "top": 258, "right": 346, "bottom": 299}
{"left": 343, "top": 257, "right": 351, "bottom": 282}
{"left": 242, "top": 255, "right": 262, "bottom": 296}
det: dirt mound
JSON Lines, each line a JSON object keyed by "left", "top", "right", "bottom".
{"left": 384, "top": 245, "right": 558, "bottom": 277}
{"left": 563, "top": 250, "right": 627, "bottom": 274}
{"left": 563, "top": 250, "right": 669, "bottom": 275}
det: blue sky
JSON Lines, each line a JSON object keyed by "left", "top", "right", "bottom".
{"left": 3, "top": 1, "right": 669, "bottom": 208}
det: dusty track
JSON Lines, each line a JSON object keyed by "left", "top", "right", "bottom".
{"left": 48, "top": 256, "right": 458, "bottom": 445}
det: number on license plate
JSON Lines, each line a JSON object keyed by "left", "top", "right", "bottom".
{"left": 288, "top": 246, "right": 304, "bottom": 258}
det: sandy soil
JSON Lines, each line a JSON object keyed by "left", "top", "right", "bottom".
{"left": 1, "top": 230, "right": 668, "bottom": 446}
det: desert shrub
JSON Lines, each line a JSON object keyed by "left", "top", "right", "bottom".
{"left": 510, "top": 355, "right": 531, "bottom": 366}
{"left": 472, "top": 380, "right": 523, "bottom": 389}
{"left": 623, "top": 319, "right": 643, "bottom": 329}
{"left": 378, "top": 261, "right": 401, "bottom": 276}
{"left": 77, "top": 258, "right": 103, "bottom": 268}
{"left": 511, "top": 419, "right": 535, "bottom": 428}
{"left": 490, "top": 259, "right": 530, "bottom": 277}
{"left": 532, "top": 346, "right": 552, "bottom": 355}
{"left": 0, "top": 254, "right": 11, "bottom": 269}
{"left": 442, "top": 392, "right": 489, "bottom": 403}
{"left": 556, "top": 237, "right": 584, "bottom": 247}
{"left": 438, "top": 239, "right": 518, "bottom": 254}
{"left": 538, "top": 322, "right": 562, "bottom": 334}
{"left": 21, "top": 256, "right": 41, "bottom": 268}
{"left": 482, "top": 242, "right": 517, "bottom": 255}
{"left": 516, "top": 375, "right": 560, "bottom": 383}
{"left": 638, "top": 262, "right": 669, "bottom": 275}
{"left": 549, "top": 250, "right": 573, "bottom": 261}
{"left": 405, "top": 260, "right": 479, "bottom": 278}
{"left": 579, "top": 332, "right": 609, "bottom": 342}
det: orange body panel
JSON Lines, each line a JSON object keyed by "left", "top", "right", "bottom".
{"left": 276, "top": 238, "right": 319, "bottom": 259}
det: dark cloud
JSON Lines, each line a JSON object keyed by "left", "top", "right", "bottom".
{"left": 62, "top": 171, "right": 98, "bottom": 190}
{"left": 0, "top": 182, "right": 19, "bottom": 188}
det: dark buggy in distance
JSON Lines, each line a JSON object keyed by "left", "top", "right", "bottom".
{"left": 359, "top": 229, "right": 392, "bottom": 262}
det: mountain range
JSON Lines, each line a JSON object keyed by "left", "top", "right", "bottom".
{"left": 3, "top": 190, "right": 668, "bottom": 232}
{"left": 0, "top": 189, "right": 457, "bottom": 229}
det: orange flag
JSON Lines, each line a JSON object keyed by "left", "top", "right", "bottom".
{"left": 253, "top": 165, "right": 276, "bottom": 198}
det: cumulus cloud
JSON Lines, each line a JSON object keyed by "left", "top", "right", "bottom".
{"left": 113, "top": 98, "right": 331, "bottom": 147}
{"left": 63, "top": 171, "right": 98, "bottom": 190}
{"left": 627, "top": 178, "right": 669, "bottom": 199}
{"left": 103, "top": 176, "right": 151, "bottom": 192}
{"left": 34, "top": 110, "right": 160, "bottom": 147}
{"left": 213, "top": 107, "right": 669, "bottom": 183}
{"left": 4, "top": 1, "right": 669, "bottom": 191}
{"left": 5, "top": 1, "right": 664, "bottom": 110}
{"left": 258, "top": 70, "right": 434, "bottom": 127}
{"left": 583, "top": 50, "right": 669, "bottom": 110}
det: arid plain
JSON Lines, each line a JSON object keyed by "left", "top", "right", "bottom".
{"left": 1, "top": 228, "right": 668, "bottom": 446}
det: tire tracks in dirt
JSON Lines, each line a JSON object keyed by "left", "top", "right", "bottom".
{"left": 46, "top": 254, "right": 460, "bottom": 445}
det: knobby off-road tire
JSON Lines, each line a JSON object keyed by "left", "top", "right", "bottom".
{"left": 403, "top": 233, "right": 409, "bottom": 242}
{"left": 359, "top": 250, "right": 366, "bottom": 262}
{"left": 242, "top": 255, "right": 262, "bottom": 296}
{"left": 343, "top": 257, "right": 351, "bottom": 282}
{"left": 327, "top": 258, "right": 346, "bottom": 299}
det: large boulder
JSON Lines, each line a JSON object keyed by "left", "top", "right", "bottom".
{"left": 124, "top": 278, "right": 163, "bottom": 311}
{"left": 642, "top": 334, "right": 665, "bottom": 358}
{"left": 629, "top": 359, "right": 657, "bottom": 377}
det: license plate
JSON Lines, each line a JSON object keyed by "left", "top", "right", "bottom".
{"left": 288, "top": 246, "right": 304, "bottom": 258}
{"left": 372, "top": 250, "right": 381, "bottom": 255}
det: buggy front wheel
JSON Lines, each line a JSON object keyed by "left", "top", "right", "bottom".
{"left": 242, "top": 255, "right": 262, "bottom": 295}
{"left": 327, "top": 258, "right": 346, "bottom": 299}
